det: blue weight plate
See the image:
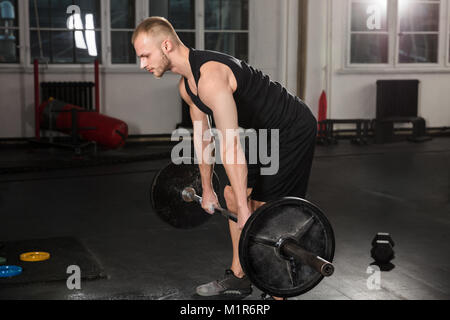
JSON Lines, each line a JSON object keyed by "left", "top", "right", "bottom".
{"left": 0, "top": 265, "right": 23, "bottom": 278}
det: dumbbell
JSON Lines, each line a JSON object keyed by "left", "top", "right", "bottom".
{"left": 371, "top": 232, "right": 395, "bottom": 264}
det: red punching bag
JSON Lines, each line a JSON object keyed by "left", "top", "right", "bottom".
{"left": 38, "top": 99, "right": 128, "bottom": 149}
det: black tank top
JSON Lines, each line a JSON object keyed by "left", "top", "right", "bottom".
{"left": 184, "top": 47, "right": 313, "bottom": 131}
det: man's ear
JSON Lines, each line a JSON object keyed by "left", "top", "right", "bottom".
{"left": 162, "top": 39, "right": 173, "bottom": 52}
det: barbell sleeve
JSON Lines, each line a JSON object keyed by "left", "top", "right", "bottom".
{"left": 280, "top": 239, "right": 335, "bottom": 277}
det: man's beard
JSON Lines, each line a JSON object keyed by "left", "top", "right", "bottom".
{"left": 153, "top": 50, "right": 171, "bottom": 79}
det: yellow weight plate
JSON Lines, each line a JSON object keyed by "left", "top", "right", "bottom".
{"left": 20, "top": 252, "right": 50, "bottom": 262}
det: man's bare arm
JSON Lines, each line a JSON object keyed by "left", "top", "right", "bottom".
{"left": 178, "top": 77, "right": 217, "bottom": 209}
{"left": 197, "top": 65, "right": 250, "bottom": 228}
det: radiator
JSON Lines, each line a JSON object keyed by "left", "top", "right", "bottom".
{"left": 376, "top": 80, "right": 419, "bottom": 120}
{"left": 40, "top": 82, "right": 95, "bottom": 110}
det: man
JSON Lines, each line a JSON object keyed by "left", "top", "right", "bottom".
{"left": 133, "top": 17, "right": 317, "bottom": 299}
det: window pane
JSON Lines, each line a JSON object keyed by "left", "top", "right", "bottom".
{"left": 399, "top": 34, "right": 438, "bottom": 63}
{"left": 205, "top": 32, "right": 248, "bottom": 61}
{"left": 399, "top": 1, "right": 439, "bottom": 32}
{"left": 0, "top": 29, "right": 19, "bottom": 63}
{"left": 149, "top": 0, "right": 195, "bottom": 30}
{"left": 75, "top": 0, "right": 101, "bottom": 22}
{"left": 351, "top": 34, "right": 388, "bottom": 63}
{"left": 178, "top": 32, "right": 195, "bottom": 48}
{"left": 205, "top": 0, "right": 249, "bottom": 30}
{"left": 111, "top": 31, "right": 136, "bottom": 64}
{"left": 0, "top": 0, "right": 18, "bottom": 27}
{"left": 52, "top": 31, "right": 74, "bottom": 63}
{"left": 351, "top": 1, "right": 387, "bottom": 31}
{"left": 111, "top": 0, "right": 135, "bottom": 29}
{"left": 31, "top": 30, "right": 100, "bottom": 64}
{"left": 29, "top": 0, "right": 55, "bottom": 28}
{"left": 76, "top": 31, "right": 101, "bottom": 63}
{"left": 30, "top": 30, "right": 51, "bottom": 61}
{"left": 29, "top": 0, "right": 100, "bottom": 29}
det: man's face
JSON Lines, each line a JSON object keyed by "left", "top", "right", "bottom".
{"left": 134, "top": 33, "right": 170, "bottom": 79}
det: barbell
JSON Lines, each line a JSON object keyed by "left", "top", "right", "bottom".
{"left": 150, "top": 158, "right": 336, "bottom": 298}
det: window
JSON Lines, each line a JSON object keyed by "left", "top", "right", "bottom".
{"left": 29, "top": 0, "right": 101, "bottom": 64}
{"left": 149, "top": 0, "right": 196, "bottom": 49}
{"left": 3, "top": 0, "right": 250, "bottom": 67}
{"left": 398, "top": 0, "right": 439, "bottom": 63}
{"left": 0, "top": 0, "right": 19, "bottom": 63}
{"left": 111, "top": 0, "right": 136, "bottom": 64}
{"left": 149, "top": 0, "right": 249, "bottom": 62}
{"left": 348, "top": 0, "right": 447, "bottom": 67}
{"left": 350, "top": 0, "right": 388, "bottom": 63}
{"left": 205, "top": 0, "right": 249, "bottom": 61}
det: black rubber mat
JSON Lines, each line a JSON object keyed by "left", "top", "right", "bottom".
{"left": 0, "top": 237, "right": 106, "bottom": 285}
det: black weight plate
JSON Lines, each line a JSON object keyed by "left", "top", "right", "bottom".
{"left": 239, "top": 197, "right": 335, "bottom": 298}
{"left": 150, "top": 158, "right": 220, "bottom": 229}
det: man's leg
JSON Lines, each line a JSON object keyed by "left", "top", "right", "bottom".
{"left": 225, "top": 187, "right": 287, "bottom": 300}
{"left": 196, "top": 186, "right": 254, "bottom": 297}
{"left": 224, "top": 186, "right": 254, "bottom": 278}
{"left": 228, "top": 218, "right": 245, "bottom": 278}
{"left": 224, "top": 186, "right": 265, "bottom": 278}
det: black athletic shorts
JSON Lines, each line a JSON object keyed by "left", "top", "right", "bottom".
{"left": 228, "top": 104, "right": 317, "bottom": 203}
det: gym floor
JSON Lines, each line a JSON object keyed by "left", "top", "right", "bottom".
{"left": 0, "top": 136, "right": 449, "bottom": 300}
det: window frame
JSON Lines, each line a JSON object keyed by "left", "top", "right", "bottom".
{"left": 0, "top": 26, "right": 21, "bottom": 64}
{"left": 106, "top": 0, "right": 141, "bottom": 69}
{"left": 203, "top": 0, "right": 250, "bottom": 61}
{"left": 149, "top": 0, "right": 250, "bottom": 58}
{"left": 27, "top": 2, "right": 103, "bottom": 65}
{"left": 446, "top": 0, "right": 450, "bottom": 66}
{"left": 0, "top": 0, "right": 20, "bottom": 65}
{"left": 0, "top": 0, "right": 24, "bottom": 68}
{"left": 148, "top": 0, "right": 198, "bottom": 49}
{"left": 346, "top": 0, "right": 392, "bottom": 68}
{"left": 0, "top": 0, "right": 250, "bottom": 72}
{"left": 395, "top": 0, "right": 442, "bottom": 67}
{"left": 345, "top": 0, "right": 450, "bottom": 71}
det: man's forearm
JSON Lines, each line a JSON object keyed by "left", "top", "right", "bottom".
{"left": 193, "top": 119, "right": 216, "bottom": 192}
{"left": 198, "top": 162, "right": 215, "bottom": 192}
{"left": 222, "top": 142, "right": 249, "bottom": 210}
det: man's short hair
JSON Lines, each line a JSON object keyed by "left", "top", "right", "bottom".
{"left": 132, "top": 16, "right": 181, "bottom": 45}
